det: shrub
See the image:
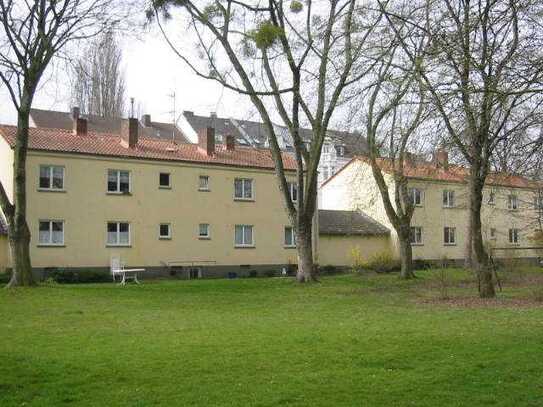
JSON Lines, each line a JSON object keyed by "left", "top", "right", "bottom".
{"left": 46, "top": 269, "right": 111, "bottom": 284}
{"left": 320, "top": 265, "right": 339, "bottom": 275}
{"left": 355, "top": 251, "right": 401, "bottom": 273}
{"left": 0, "top": 270, "right": 10, "bottom": 285}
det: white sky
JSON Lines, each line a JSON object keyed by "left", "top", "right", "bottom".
{"left": 0, "top": 23, "right": 257, "bottom": 126}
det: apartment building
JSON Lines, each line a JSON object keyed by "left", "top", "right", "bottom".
{"left": 0, "top": 117, "right": 308, "bottom": 278}
{"left": 180, "top": 111, "right": 368, "bottom": 184}
{"left": 320, "top": 151, "right": 543, "bottom": 262}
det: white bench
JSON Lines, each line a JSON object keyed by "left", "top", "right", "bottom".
{"left": 110, "top": 257, "right": 145, "bottom": 285}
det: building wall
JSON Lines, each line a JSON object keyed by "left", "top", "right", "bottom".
{"left": 0, "top": 235, "right": 9, "bottom": 273}
{"left": 318, "top": 234, "right": 392, "bottom": 267}
{"left": 0, "top": 136, "right": 14, "bottom": 202}
{"left": 14, "top": 147, "right": 298, "bottom": 270}
{"left": 320, "top": 159, "right": 541, "bottom": 261}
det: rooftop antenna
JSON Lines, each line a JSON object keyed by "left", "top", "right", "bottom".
{"left": 130, "top": 97, "right": 135, "bottom": 119}
{"left": 167, "top": 91, "right": 176, "bottom": 142}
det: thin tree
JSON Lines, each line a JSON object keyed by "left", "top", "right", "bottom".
{"left": 0, "top": 0, "right": 129, "bottom": 287}
{"left": 71, "top": 30, "right": 126, "bottom": 117}
{"left": 150, "top": 0, "right": 385, "bottom": 282}
{"left": 381, "top": 0, "right": 543, "bottom": 297}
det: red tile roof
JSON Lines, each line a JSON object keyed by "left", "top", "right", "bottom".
{"left": 323, "top": 156, "right": 542, "bottom": 190}
{"left": 0, "top": 125, "right": 297, "bottom": 171}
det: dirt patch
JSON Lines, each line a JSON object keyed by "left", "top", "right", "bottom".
{"left": 418, "top": 296, "right": 543, "bottom": 309}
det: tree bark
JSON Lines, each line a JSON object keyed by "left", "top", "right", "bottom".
{"left": 469, "top": 166, "right": 495, "bottom": 298}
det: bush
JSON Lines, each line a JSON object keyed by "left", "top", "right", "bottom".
{"left": 0, "top": 270, "right": 11, "bottom": 284}
{"left": 320, "top": 265, "right": 340, "bottom": 275}
{"left": 354, "top": 251, "right": 401, "bottom": 273}
{"left": 45, "top": 268, "right": 111, "bottom": 284}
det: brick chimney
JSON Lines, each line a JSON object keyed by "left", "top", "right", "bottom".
{"left": 142, "top": 114, "right": 151, "bottom": 127}
{"left": 71, "top": 106, "right": 80, "bottom": 120}
{"left": 435, "top": 148, "right": 449, "bottom": 169}
{"left": 198, "top": 127, "right": 215, "bottom": 156}
{"left": 226, "top": 135, "right": 235, "bottom": 151}
{"left": 72, "top": 117, "right": 87, "bottom": 136}
{"left": 121, "top": 118, "right": 139, "bottom": 148}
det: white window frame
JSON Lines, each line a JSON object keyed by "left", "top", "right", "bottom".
{"left": 107, "top": 169, "right": 131, "bottom": 194}
{"left": 159, "top": 172, "right": 171, "bottom": 189}
{"left": 444, "top": 227, "right": 456, "bottom": 246}
{"left": 288, "top": 182, "right": 298, "bottom": 203}
{"left": 409, "top": 188, "right": 423, "bottom": 207}
{"left": 337, "top": 145, "right": 345, "bottom": 157}
{"left": 159, "top": 223, "right": 172, "bottom": 240}
{"left": 38, "top": 220, "right": 65, "bottom": 246}
{"left": 235, "top": 224, "right": 254, "bottom": 247}
{"left": 443, "top": 190, "right": 455, "bottom": 208}
{"left": 199, "top": 175, "right": 210, "bottom": 191}
{"left": 234, "top": 178, "right": 254, "bottom": 200}
{"left": 106, "top": 222, "right": 131, "bottom": 247}
{"left": 488, "top": 190, "right": 496, "bottom": 205}
{"left": 39, "top": 165, "right": 65, "bottom": 191}
{"left": 490, "top": 228, "right": 497, "bottom": 240}
{"left": 509, "top": 228, "right": 519, "bottom": 244}
{"left": 284, "top": 226, "right": 296, "bottom": 247}
{"left": 410, "top": 226, "right": 423, "bottom": 245}
{"left": 199, "top": 223, "right": 210, "bottom": 239}
{"left": 507, "top": 194, "right": 518, "bottom": 210}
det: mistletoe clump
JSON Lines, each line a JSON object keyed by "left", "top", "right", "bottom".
{"left": 290, "top": 1, "right": 303, "bottom": 13}
{"left": 249, "top": 21, "right": 284, "bottom": 49}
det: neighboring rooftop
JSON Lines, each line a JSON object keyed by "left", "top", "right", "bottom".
{"left": 324, "top": 156, "right": 542, "bottom": 190}
{"left": 182, "top": 111, "right": 369, "bottom": 155}
{"left": 0, "top": 125, "right": 297, "bottom": 171}
{"left": 319, "top": 209, "right": 390, "bottom": 236}
{"left": 30, "top": 108, "right": 189, "bottom": 143}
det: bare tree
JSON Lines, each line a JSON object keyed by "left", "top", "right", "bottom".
{"left": 150, "top": 0, "right": 385, "bottom": 282}
{"left": 0, "top": 0, "right": 129, "bottom": 287}
{"left": 381, "top": 0, "right": 543, "bottom": 297}
{"left": 71, "top": 30, "right": 126, "bottom": 117}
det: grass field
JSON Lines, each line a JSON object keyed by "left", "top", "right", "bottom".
{"left": 1, "top": 268, "right": 543, "bottom": 406}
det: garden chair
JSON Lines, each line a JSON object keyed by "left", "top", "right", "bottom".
{"left": 110, "top": 256, "right": 144, "bottom": 285}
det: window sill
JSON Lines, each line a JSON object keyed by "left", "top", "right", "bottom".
{"left": 234, "top": 198, "right": 255, "bottom": 202}
{"left": 37, "top": 244, "right": 65, "bottom": 248}
{"left": 444, "top": 243, "right": 457, "bottom": 246}
{"left": 411, "top": 243, "right": 424, "bottom": 246}
{"left": 198, "top": 188, "right": 211, "bottom": 192}
{"left": 235, "top": 245, "right": 255, "bottom": 249}
{"left": 106, "top": 244, "right": 132, "bottom": 248}
{"left": 37, "top": 188, "right": 66, "bottom": 193}
{"left": 159, "top": 186, "right": 172, "bottom": 190}
{"left": 159, "top": 237, "right": 172, "bottom": 240}
{"left": 284, "top": 245, "right": 297, "bottom": 249}
{"left": 442, "top": 206, "right": 455, "bottom": 209}
{"left": 198, "top": 236, "right": 211, "bottom": 240}
{"left": 106, "top": 192, "right": 132, "bottom": 196}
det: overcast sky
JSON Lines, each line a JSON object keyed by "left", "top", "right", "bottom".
{"left": 0, "top": 21, "right": 258, "bottom": 127}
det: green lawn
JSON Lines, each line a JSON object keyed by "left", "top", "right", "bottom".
{"left": 1, "top": 269, "right": 543, "bottom": 406}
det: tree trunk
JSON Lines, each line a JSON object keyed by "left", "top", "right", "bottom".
{"left": 296, "top": 221, "right": 316, "bottom": 283}
{"left": 469, "top": 167, "right": 495, "bottom": 298}
{"left": 6, "top": 223, "right": 34, "bottom": 287}
{"left": 464, "top": 178, "right": 473, "bottom": 268}
{"left": 5, "top": 108, "right": 35, "bottom": 287}
{"left": 398, "top": 226, "right": 415, "bottom": 279}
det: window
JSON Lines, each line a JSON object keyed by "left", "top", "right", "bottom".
{"left": 284, "top": 226, "right": 296, "bottom": 247}
{"left": 443, "top": 190, "right": 455, "bottom": 208}
{"left": 159, "top": 173, "right": 171, "bottom": 189}
{"left": 323, "top": 144, "right": 330, "bottom": 154}
{"left": 409, "top": 188, "right": 423, "bottom": 206}
{"left": 235, "top": 225, "right": 254, "bottom": 247}
{"left": 288, "top": 182, "right": 298, "bottom": 203}
{"left": 38, "top": 220, "right": 64, "bottom": 246}
{"left": 107, "top": 222, "right": 130, "bottom": 246}
{"left": 199, "top": 223, "right": 210, "bottom": 239}
{"left": 107, "top": 170, "right": 130, "bottom": 193}
{"left": 199, "top": 175, "right": 210, "bottom": 191}
{"left": 507, "top": 194, "right": 518, "bottom": 210}
{"left": 159, "top": 223, "right": 171, "bottom": 239}
{"left": 39, "top": 165, "right": 64, "bottom": 190}
{"left": 336, "top": 145, "right": 345, "bottom": 157}
{"left": 410, "top": 227, "right": 423, "bottom": 245}
{"left": 444, "top": 227, "right": 456, "bottom": 245}
{"left": 488, "top": 190, "right": 495, "bottom": 205}
{"left": 234, "top": 178, "right": 254, "bottom": 200}
{"left": 509, "top": 228, "right": 519, "bottom": 244}
{"left": 490, "top": 228, "right": 497, "bottom": 239}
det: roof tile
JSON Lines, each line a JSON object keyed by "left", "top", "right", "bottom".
{"left": 319, "top": 209, "right": 390, "bottom": 236}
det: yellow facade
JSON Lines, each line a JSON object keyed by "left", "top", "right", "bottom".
{"left": 0, "top": 137, "right": 300, "bottom": 270}
{"left": 0, "top": 235, "right": 8, "bottom": 272}
{"left": 318, "top": 234, "right": 392, "bottom": 267}
{"left": 321, "top": 159, "right": 541, "bottom": 261}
